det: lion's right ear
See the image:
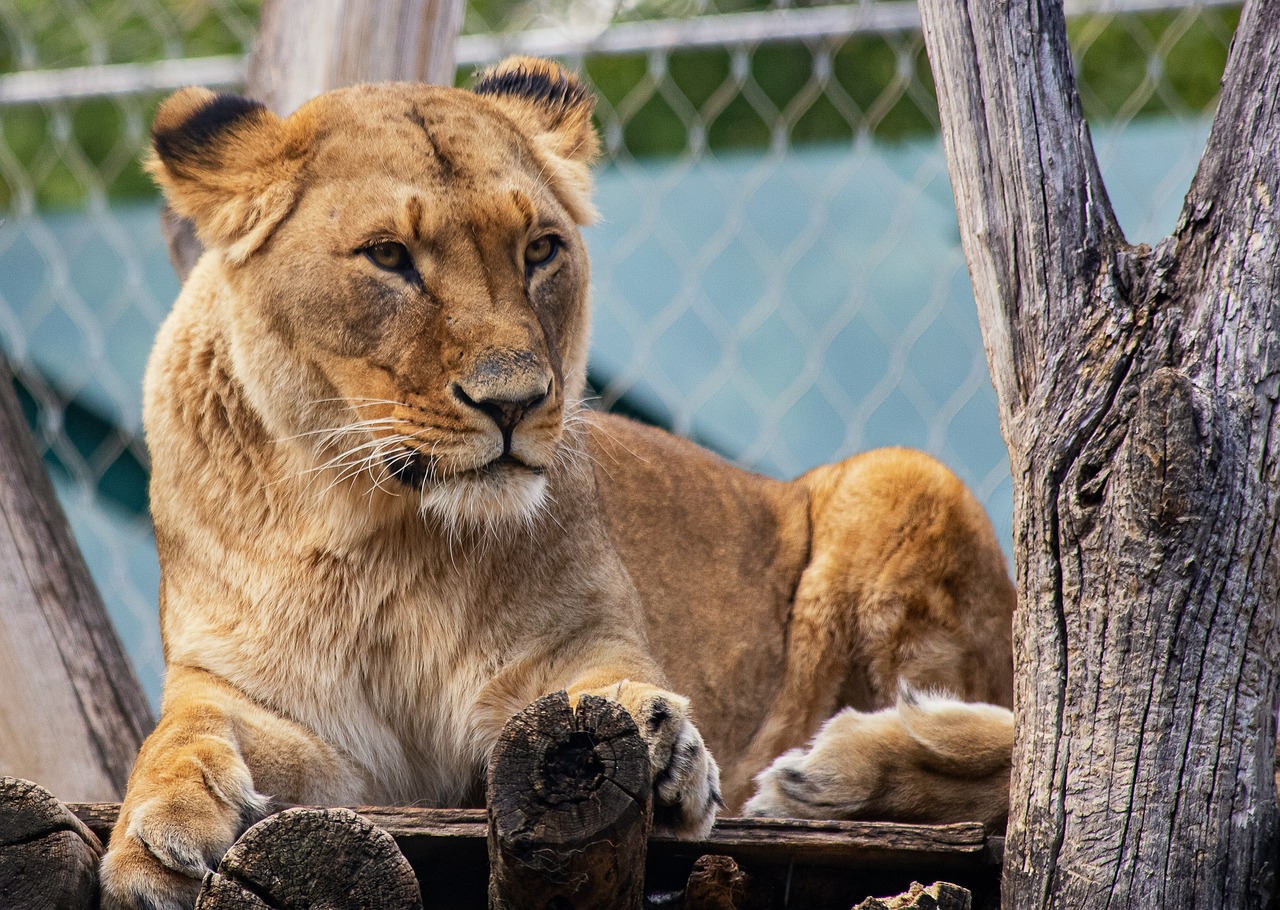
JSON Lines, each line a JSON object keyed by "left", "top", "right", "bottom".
{"left": 147, "top": 88, "right": 306, "bottom": 263}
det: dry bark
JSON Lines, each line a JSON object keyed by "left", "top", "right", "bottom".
{"left": 0, "top": 356, "right": 153, "bottom": 801}
{"left": 684, "top": 854, "right": 751, "bottom": 910}
{"left": 853, "top": 881, "right": 972, "bottom": 910}
{"left": 918, "top": 0, "right": 1280, "bottom": 907}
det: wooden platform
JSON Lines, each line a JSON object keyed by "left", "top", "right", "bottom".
{"left": 69, "top": 803, "right": 1004, "bottom": 909}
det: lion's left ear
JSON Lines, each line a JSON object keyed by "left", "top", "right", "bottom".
{"left": 474, "top": 57, "right": 600, "bottom": 224}
{"left": 147, "top": 87, "right": 308, "bottom": 263}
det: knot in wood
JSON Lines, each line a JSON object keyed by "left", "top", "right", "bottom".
{"left": 538, "top": 731, "right": 606, "bottom": 804}
{"left": 1125, "top": 367, "right": 1216, "bottom": 533}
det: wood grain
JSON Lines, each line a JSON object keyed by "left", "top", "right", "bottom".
{"left": 0, "top": 355, "right": 152, "bottom": 801}
{"left": 918, "top": 0, "right": 1280, "bottom": 907}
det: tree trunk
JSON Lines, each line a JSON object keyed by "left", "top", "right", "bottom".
{"left": 164, "top": 0, "right": 466, "bottom": 276}
{"left": 918, "top": 0, "right": 1280, "bottom": 908}
{"left": 0, "top": 356, "right": 153, "bottom": 801}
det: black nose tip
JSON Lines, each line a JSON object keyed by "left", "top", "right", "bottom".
{"left": 452, "top": 384, "right": 549, "bottom": 437}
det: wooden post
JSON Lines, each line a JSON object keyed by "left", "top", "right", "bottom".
{"left": 195, "top": 807, "right": 422, "bottom": 910}
{"left": 163, "top": 0, "right": 465, "bottom": 277}
{"left": 0, "top": 356, "right": 153, "bottom": 801}
{"left": 487, "top": 692, "right": 653, "bottom": 910}
{"left": 0, "top": 777, "right": 104, "bottom": 910}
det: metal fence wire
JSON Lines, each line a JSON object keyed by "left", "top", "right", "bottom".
{"left": 0, "top": 0, "right": 1242, "bottom": 703}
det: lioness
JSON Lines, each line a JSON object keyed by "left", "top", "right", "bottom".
{"left": 101, "top": 57, "right": 1016, "bottom": 909}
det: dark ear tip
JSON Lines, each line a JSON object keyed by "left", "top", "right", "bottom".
{"left": 152, "top": 89, "right": 270, "bottom": 166}
{"left": 473, "top": 56, "right": 593, "bottom": 118}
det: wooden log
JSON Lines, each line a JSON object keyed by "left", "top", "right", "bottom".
{"left": 684, "top": 854, "right": 750, "bottom": 910}
{"left": 487, "top": 691, "right": 652, "bottom": 910}
{"left": 0, "top": 353, "right": 153, "bottom": 801}
{"left": 195, "top": 807, "right": 422, "bottom": 910}
{"left": 919, "top": 0, "right": 1280, "bottom": 906}
{"left": 0, "top": 777, "right": 103, "bottom": 910}
{"left": 853, "top": 881, "right": 972, "bottom": 910}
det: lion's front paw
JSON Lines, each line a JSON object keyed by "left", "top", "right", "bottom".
{"left": 582, "top": 682, "right": 721, "bottom": 837}
{"left": 101, "top": 747, "right": 272, "bottom": 910}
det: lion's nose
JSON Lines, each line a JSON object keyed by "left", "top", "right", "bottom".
{"left": 452, "top": 383, "right": 549, "bottom": 437}
{"left": 453, "top": 350, "right": 554, "bottom": 441}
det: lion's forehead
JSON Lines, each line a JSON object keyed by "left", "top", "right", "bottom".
{"left": 302, "top": 86, "right": 539, "bottom": 188}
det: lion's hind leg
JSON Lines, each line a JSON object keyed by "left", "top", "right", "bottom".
{"left": 742, "top": 688, "right": 1013, "bottom": 828}
{"left": 724, "top": 448, "right": 1015, "bottom": 810}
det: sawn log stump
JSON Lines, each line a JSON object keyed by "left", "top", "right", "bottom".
{"left": 487, "top": 691, "right": 653, "bottom": 910}
{"left": 0, "top": 777, "right": 103, "bottom": 910}
{"left": 194, "top": 807, "right": 422, "bottom": 910}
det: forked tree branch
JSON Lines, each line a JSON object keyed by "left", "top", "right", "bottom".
{"left": 921, "top": 0, "right": 1280, "bottom": 908}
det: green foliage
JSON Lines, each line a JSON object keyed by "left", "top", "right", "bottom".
{"left": 0, "top": 3, "right": 1242, "bottom": 211}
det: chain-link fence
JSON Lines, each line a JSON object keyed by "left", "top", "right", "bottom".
{"left": 0, "top": 0, "right": 1241, "bottom": 705}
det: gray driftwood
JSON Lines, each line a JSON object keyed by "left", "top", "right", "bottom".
{"left": 487, "top": 692, "right": 652, "bottom": 910}
{"left": 163, "top": 0, "right": 465, "bottom": 277}
{"left": 194, "top": 807, "right": 422, "bottom": 910}
{"left": 0, "top": 777, "right": 103, "bottom": 910}
{"left": 0, "top": 356, "right": 152, "bottom": 801}
{"left": 917, "top": 0, "right": 1280, "bottom": 907}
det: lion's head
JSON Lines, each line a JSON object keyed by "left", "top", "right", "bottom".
{"left": 147, "top": 58, "right": 600, "bottom": 530}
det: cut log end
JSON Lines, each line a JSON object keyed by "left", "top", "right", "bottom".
{"left": 487, "top": 691, "right": 653, "bottom": 910}
{"left": 195, "top": 807, "right": 421, "bottom": 910}
{"left": 0, "top": 777, "right": 103, "bottom": 910}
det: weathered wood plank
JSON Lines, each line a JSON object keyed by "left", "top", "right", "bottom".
{"left": 70, "top": 801, "right": 1002, "bottom": 909}
{"left": 0, "top": 778, "right": 103, "bottom": 910}
{"left": 68, "top": 802, "right": 997, "bottom": 867}
{"left": 0, "top": 355, "right": 153, "bottom": 801}
{"left": 70, "top": 803, "right": 998, "bottom": 860}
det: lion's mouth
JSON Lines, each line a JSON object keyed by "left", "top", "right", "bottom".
{"left": 384, "top": 449, "right": 544, "bottom": 489}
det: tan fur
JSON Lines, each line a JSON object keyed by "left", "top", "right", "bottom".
{"left": 742, "top": 688, "right": 1013, "bottom": 828}
{"left": 101, "top": 59, "right": 1015, "bottom": 910}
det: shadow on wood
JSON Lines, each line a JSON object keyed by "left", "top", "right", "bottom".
{"left": 0, "top": 777, "right": 102, "bottom": 910}
{"left": 488, "top": 691, "right": 652, "bottom": 910}
{"left": 194, "top": 807, "right": 421, "bottom": 910}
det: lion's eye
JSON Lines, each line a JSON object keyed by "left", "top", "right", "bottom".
{"left": 364, "top": 241, "right": 412, "bottom": 272}
{"left": 524, "top": 235, "right": 560, "bottom": 271}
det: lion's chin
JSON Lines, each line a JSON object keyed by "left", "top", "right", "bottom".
{"left": 418, "top": 465, "right": 549, "bottom": 532}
